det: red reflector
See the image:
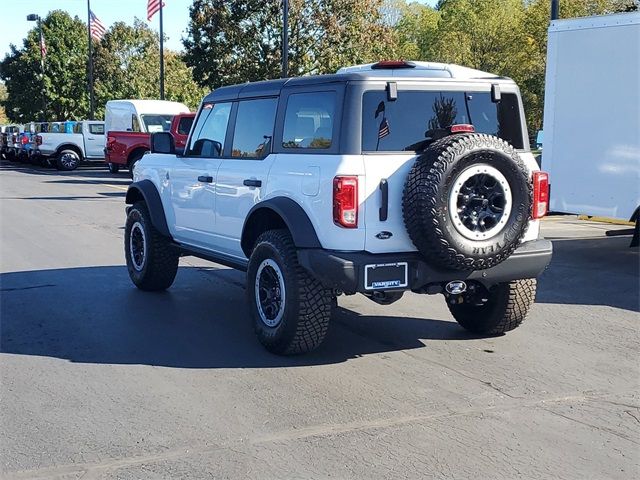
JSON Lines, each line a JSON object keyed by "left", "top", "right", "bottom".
{"left": 371, "top": 60, "right": 416, "bottom": 69}
{"left": 450, "top": 124, "right": 475, "bottom": 133}
{"left": 532, "top": 171, "right": 549, "bottom": 219}
{"left": 333, "top": 176, "right": 358, "bottom": 228}
{"left": 21, "top": 135, "right": 28, "bottom": 145}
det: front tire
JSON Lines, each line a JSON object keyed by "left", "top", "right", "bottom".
{"left": 247, "top": 229, "right": 333, "bottom": 355}
{"left": 124, "top": 201, "right": 179, "bottom": 291}
{"left": 448, "top": 279, "right": 537, "bottom": 335}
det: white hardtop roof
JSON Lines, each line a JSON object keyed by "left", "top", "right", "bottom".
{"left": 105, "top": 99, "right": 189, "bottom": 114}
{"left": 549, "top": 10, "right": 639, "bottom": 32}
{"left": 337, "top": 61, "right": 501, "bottom": 80}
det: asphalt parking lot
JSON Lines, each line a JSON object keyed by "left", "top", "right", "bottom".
{"left": 1, "top": 161, "right": 638, "bottom": 479}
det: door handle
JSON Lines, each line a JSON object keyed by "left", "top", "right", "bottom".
{"left": 379, "top": 178, "right": 388, "bottom": 221}
{"left": 243, "top": 179, "right": 262, "bottom": 187}
{"left": 198, "top": 175, "right": 213, "bottom": 183}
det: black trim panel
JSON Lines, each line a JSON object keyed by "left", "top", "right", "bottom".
{"left": 177, "top": 244, "right": 248, "bottom": 271}
{"left": 125, "top": 180, "right": 170, "bottom": 237}
{"left": 297, "top": 239, "right": 553, "bottom": 294}
{"left": 241, "top": 197, "right": 321, "bottom": 256}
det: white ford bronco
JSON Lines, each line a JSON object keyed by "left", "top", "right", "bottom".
{"left": 124, "top": 61, "right": 552, "bottom": 355}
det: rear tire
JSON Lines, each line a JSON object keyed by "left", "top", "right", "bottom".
{"left": 247, "top": 229, "right": 333, "bottom": 355}
{"left": 128, "top": 152, "right": 145, "bottom": 179}
{"left": 448, "top": 279, "right": 537, "bottom": 335}
{"left": 125, "top": 201, "right": 179, "bottom": 291}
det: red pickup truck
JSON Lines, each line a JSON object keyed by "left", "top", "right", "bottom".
{"left": 105, "top": 113, "right": 195, "bottom": 175}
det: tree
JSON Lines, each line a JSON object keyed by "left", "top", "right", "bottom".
{"left": 183, "top": 0, "right": 398, "bottom": 90}
{"left": 0, "top": 82, "right": 9, "bottom": 124}
{"left": 94, "top": 19, "right": 205, "bottom": 117}
{"left": 0, "top": 10, "right": 89, "bottom": 122}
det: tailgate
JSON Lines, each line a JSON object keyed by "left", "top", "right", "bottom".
{"left": 362, "top": 153, "right": 419, "bottom": 253}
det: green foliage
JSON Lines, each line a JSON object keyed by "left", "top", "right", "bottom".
{"left": 0, "top": 12, "right": 204, "bottom": 122}
{"left": 94, "top": 19, "right": 205, "bottom": 117}
{"left": 183, "top": 0, "right": 398, "bottom": 90}
{"left": 392, "top": 0, "right": 637, "bottom": 133}
{"left": 0, "top": 83, "right": 7, "bottom": 123}
{"left": 0, "top": 10, "right": 89, "bottom": 122}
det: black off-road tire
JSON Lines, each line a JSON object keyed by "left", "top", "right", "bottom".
{"left": 448, "top": 279, "right": 537, "bottom": 335}
{"left": 403, "top": 134, "right": 532, "bottom": 271}
{"left": 124, "top": 201, "right": 179, "bottom": 291}
{"left": 247, "top": 229, "right": 333, "bottom": 355}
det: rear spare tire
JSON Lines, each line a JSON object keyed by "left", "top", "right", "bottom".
{"left": 403, "top": 134, "right": 531, "bottom": 271}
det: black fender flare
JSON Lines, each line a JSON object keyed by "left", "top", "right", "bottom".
{"left": 125, "top": 179, "right": 171, "bottom": 237}
{"left": 241, "top": 197, "right": 321, "bottom": 256}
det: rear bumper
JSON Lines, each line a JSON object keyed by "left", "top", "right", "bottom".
{"left": 297, "top": 239, "right": 553, "bottom": 294}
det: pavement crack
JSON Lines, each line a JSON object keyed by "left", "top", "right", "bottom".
{"left": 0, "top": 284, "right": 56, "bottom": 292}
{"left": 625, "top": 410, "right": 640, "bottom": 424}
{"left": 541, "top": 407, "right": 640, "bottom": 445}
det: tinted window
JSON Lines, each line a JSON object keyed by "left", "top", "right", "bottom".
{"left": 282, "top": 92, "right": 335, "bottom": 149}
{"left": 232, "top": 98, "right": 277, "bottom": 158}
{"left": 362, "top": 90, "right": 523, "bottom": 152}
{"left": 187, "top": 103, "right": 231, "bottom": 158}
{"left": 141, "top": 114, "right": 173, "bottom": 133}
{"left": 73, "top": 123, "right": 83, "bottom": 134}
{"left": 177, "top": 117, "right": 193, "bottom": 135}
{"left": 89, "top": 124, "right": 104, "bottom": 135}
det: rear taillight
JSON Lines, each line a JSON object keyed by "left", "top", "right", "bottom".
{"left": 21, "top": 135, "right": 28, "bottom": 145}
{"left": 371, "top": 60, "right": 416, "bottom": 69}
{"left": 333, "top": 176, "right": 358, "bottom": 228}
{"left": 532, "top": 171, "right": 549, "bottom": 219}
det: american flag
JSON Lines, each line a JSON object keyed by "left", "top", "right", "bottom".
{"left": 40, "top": 36, "right": 46, "bottom": 58}
{"left": 89, "top": 10, "right": 106, "bottom": 40}
{"left": 378, "top": 118, "right": 390, "bottom": 139}
{"left": 147, "top": 0, "right": 165, "bottom": 21}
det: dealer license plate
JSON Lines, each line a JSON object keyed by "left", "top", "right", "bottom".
{"left": 364, "top": 262, "right": 408, "bottom": 290}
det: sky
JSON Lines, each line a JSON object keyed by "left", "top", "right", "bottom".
{"left": 0, "top": 0, "right": 438, "bottom": 61}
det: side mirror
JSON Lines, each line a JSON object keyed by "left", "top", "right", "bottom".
{"left": 150, "top": 132, "right": 175, "bottom": 154}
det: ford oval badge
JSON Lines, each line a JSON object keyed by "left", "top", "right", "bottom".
{"left": 375, "top": 231, "right": 393, "bottom": 240}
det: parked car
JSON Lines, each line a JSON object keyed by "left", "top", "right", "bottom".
{"left": 123, "top": 60, "right": 552, "bottom": 355}
{"left": 104, "top": 100, "right": 190, "bottom": 176}
{"left": 36, "top": 121, "right": 105, "bottom": 170}
{"left": 2, "top": 125, "right": 25, "bottom": 161}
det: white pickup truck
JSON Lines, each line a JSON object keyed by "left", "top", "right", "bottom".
{"left": 36, "top": 121, "right": 106, "bottom": 170}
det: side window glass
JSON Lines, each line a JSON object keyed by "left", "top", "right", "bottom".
{"left": 283, "top": 92, "right": 335, "bottom": 149}
{"left": 187, "top": 103, "right": 231, "bottom": 157}
{"left": 178, "top": 117, "right": 193, "bottom": 135}
{"left": 131, "top": 114, "right": 141, "bottom": 132}
{"left": 89, "top": 124, "right": 105, "bottom": 135}
{"left": 231, "top": 98, "right": 278, "bottom": 158}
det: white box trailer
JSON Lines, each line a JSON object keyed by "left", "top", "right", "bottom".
{"left": 542, "top": 12, "right": 640, "bottom": 222}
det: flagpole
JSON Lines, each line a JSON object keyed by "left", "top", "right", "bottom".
{"left": 159, "top": 3, "right": 164, "bottom": 100}
{"left": 87, "top": 0, "right": 95, "bottom": 120}
{"left": 38, "top": 17, "right": 47, "bottom": 120}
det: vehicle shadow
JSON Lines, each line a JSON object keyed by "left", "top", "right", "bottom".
{"left": 1, "top": 160, "right": 129, "bottom": 181}
{"left": 536, "top": 235, "right": 639, "bottom": 312}
{"left": 0, "top": 265, "right": 476, "bottom": 369}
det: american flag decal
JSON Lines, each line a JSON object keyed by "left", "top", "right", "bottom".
{"left": 89, "top": 10, "right": 106, "bottom": 40}
{"left": 378, "top": 118, "right": 390, "bottom": 139}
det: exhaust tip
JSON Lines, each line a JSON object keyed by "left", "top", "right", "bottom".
{"left": 445, "top": 281, "right": 467, "bottom": 295}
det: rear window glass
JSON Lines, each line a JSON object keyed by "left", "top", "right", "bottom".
{"left": 141, "top": 114, "right": 173, "bottom": 133}
{"left": 282, "top": 92, "right": 335, "bottom": 149}
{"left": 362, "top": 90, "right": 523, "bottom": 152}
